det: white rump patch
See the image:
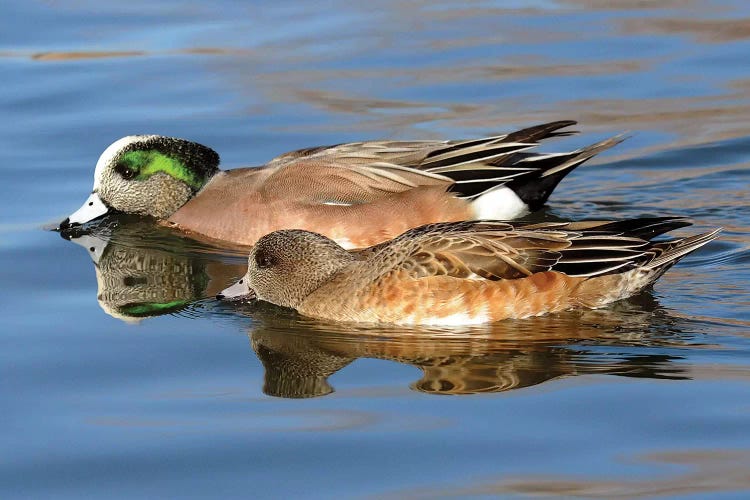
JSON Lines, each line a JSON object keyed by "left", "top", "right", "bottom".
{"left": 471, "top": 186, "right": 530, "bottom": 220}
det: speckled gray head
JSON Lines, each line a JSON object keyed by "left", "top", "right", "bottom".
{"left": 218, "top": 229, "right": 356, "bottom": 308}
{"left": 61, "top": 135, "right": 220, "bottom": 228}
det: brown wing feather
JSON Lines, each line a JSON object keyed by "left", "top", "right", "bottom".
{"left": 365, "top": 217, "right": 698, "bottom": 284}
{"left": 266, "top": 121, "right": 577, "bottom": 170}
{"left": 368, "top": 221, "right": 571, "bottom": 281}
{"left": 262, "top": 121, "right": 583, "bottom": 200}
{"left": 266, "top": 141, "right": 449, "bottom": 169}
{"left": 258, "top": 160, "right": 452, "bottom": 205}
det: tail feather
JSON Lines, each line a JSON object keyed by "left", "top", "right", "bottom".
{"left": 516, "top": 217, "right": 694, "bottom": 240}
{"left": 539, "top": 134, "right": 626, "bottom": 178}
{"left": 424, "top": 120, "right": 578, "bottom": 169}
{"left": 513, "top": 219, "right": 721, "bottom": 280}
{"left": 423, "top": 142, "right": 536, "bottom": 172}
{"left": 500, "top": 134, "right": 626, "bottom": 211}
{"left": 645, "top": 228, "right": 722, "bottom": 272}
{"left": 425, "top": 121, "right": 588, "bottom": 199}
{"left": 502, "top": 120, "right": 578, "bottom": 143}
{"left": 412, "top": 121, "right": 623, "bottom": 217}
{"left": 577, "top": 217, "right": 694, "bottom": 240}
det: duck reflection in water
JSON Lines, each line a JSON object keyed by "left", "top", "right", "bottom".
{"left": 60, "top": 217, "right": 247, "bottom": 321}
{"left": 236, "top": 298, "right": 694, "bottom": 399}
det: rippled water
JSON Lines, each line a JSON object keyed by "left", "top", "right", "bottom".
{"left": 3, "top": 1, "right": 750, "bottom": 498}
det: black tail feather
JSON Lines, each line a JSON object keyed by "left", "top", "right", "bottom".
{"left": 503, "top": 168, "right": 572, "bottom": 212}
{"left": 580, "top": 217, "right": 694, "bottom": 240}
{"left": 503, "top": 120, "right": 578, "bottom": 143}
{"left": 429, "top": 122, "right": 622, "bottom": 208}
{"left": 502, "top": 135, "right": 625, "bottom": 211}
{"left": 550, "top": 223, "right": 719, "bottom": 278}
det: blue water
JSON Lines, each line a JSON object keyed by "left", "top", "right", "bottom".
{"left": 3, "top": 1, "right": 750, "bottom": 498}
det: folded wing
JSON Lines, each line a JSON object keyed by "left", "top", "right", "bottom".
{"left": 260, "top": 121, "right": 620, "bottom": 208}
{"left": 366, "top": 217, "right": 703, "bottom": 283}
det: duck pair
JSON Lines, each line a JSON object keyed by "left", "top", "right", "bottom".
{"left": 61, "top": 121, "right": 719, "bottom": 325}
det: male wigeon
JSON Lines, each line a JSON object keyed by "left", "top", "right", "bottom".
{"left": 60, "top": 121, "right": 622, "bottom": 248}
{"left": 218, "top": 218, "right": 719, "bottom": 325}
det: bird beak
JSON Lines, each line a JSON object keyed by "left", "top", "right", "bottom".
{"left": 217, "top": 278, "right": 256, "bottom": 301}
{"left": 59, "top": 192, "right": 110, "bottom": 230}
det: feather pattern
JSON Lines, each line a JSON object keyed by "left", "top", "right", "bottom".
{"left": 360, "top": 217, "right": 715, "bottom": 282}
{"left": 261, "top": 121, "right": 622, "bottom": 203}
{"left": 230, "top": 217, "right": 721, "bottom": 324}
{"left": 167, "top": 121, "right": 623, "bottom": 247}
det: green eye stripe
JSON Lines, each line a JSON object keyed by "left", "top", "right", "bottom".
{"left": 119, "top": 150, "right": 204, "bottom": 189}
{"left": 119, "top": 300, "right": 189, "bottom": 317}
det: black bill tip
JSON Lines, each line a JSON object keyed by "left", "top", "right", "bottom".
{"left": 56, "top": 217, "right": 81, "bottom": 232}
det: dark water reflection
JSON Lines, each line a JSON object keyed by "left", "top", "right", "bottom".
{"left": 245, "top": 305, "right": 695, "bottom": 398}
{"left": 61, "top": 218, "right": 247, "bottom": 320}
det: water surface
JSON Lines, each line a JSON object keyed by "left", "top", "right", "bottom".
{"left": 3, "top": 1, "right": 750, "bottom": 498}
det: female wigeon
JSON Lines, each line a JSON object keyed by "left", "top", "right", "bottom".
{"left": 60, "top": 121, "right": 622, "bottom": 248}
{"left": 218, "top": 218, "right": 720, "bottom": 325}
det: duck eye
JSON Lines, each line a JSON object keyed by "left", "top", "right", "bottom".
{"left": 254, "top": 249, "right": 277, "bottom": 269}
{"left": 115, "top": 162, "right": 136, "bottom": 180}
